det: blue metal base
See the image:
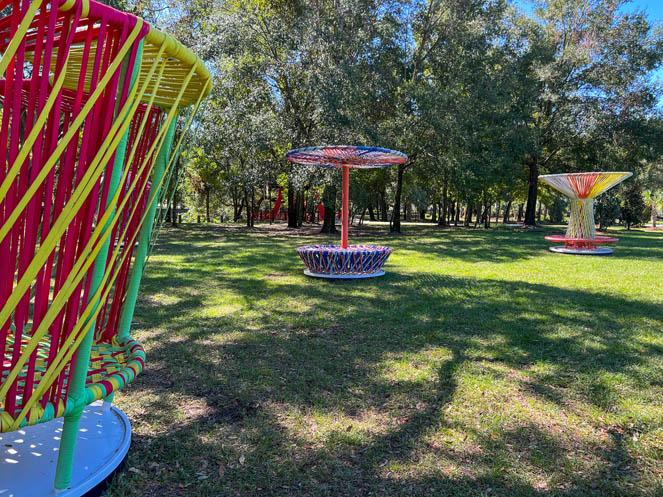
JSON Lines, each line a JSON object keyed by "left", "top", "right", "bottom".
{"left": 0, "top": 402, "right": 131, "bottom": 497}
{"left": 549, "top": 246, "right": 614, "bottom": 255}
{"left": 304, "top": 269, "right": 386, "bottom": 279}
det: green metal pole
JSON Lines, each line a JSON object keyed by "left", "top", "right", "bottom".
{"left": 54, "top": 43, "right": 144, "bottom": 490}
{"left": 116, "top": 113, "right": 178, "bottom": 341}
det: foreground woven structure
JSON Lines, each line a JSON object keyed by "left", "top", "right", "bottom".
{"left": 539, "top": 172, "right": 632, "bottom": 254}
{"left": 287, "top": 146, "right": 407, "bottom": 278}
{"left": 0, "top": 0, "right": 210, "bottom": 490}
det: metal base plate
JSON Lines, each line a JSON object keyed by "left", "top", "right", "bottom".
{"left": 304, "top": 269, "right": 386, "bottom": 279}
{"left": 0, "top": 402, "right": 131, "bottom": 497}
{"left": 549, "top": 246, "right": 614, "bottom": 255}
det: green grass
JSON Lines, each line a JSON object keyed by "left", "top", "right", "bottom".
{"left": 105, "top": 223, "right": 663, "bottom": 497}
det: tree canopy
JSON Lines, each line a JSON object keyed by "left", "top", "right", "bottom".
{"left": 132, "top": 0, "right": 663, "bottom": 230}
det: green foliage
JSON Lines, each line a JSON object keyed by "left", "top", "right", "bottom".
{"left": 547, "top": 194, "right": 567, "bottom": 224}
{"left": 595, "top": 191, "right": 621, "bottom": 230}
{"left": 620, "top": 180, "right": 648, "bottom": 229}
{"left": 131, "top": 0, "right": 663, "bottom": 230}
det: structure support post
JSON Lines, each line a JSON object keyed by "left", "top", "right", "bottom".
{"left": 341, "top": 165, "right": 349, "bottom": 249}
{"left": 54, "top": 42, "right": 144, "bottom": 490}
{"left": 116, "top": 113, "right": 178, "bottom": 341}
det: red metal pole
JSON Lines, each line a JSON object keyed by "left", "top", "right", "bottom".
{"left": 341, "top": 165, "right": 350, "bottom": 249}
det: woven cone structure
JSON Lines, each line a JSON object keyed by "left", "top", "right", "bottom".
{"left": 287, "top": 146, "right": 407, "bottom": 278}
{"left": 539, "top": 172, "right": 632, "bottom": 254}
{"left": 0, "top": 0, "right": 210, "bottom": 493}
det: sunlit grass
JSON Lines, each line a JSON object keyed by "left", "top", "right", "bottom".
{"left": 106, "top": 223, "right": 662, "bottom": 497}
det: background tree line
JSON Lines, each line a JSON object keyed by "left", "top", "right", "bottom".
{"left": 118, "top": 0, "right": 663, "bottom": 231}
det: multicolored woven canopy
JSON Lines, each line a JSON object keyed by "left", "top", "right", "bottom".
{"left": 539, "top": 172, "right": 632, "bottom": 199}
{"left": 286, "top": 146, "right": 408, "bottom": 169}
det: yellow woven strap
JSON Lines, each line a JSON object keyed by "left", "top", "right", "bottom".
{"left": 11, "top": 67, "right": 203, "bottom": 428}
{"left": 0, "top": 0, "right": 43, "bottom": 77}
{"left": 0, "top": 18, "right": 145, "bottom": 242}
{"left": 0, "top": 38, "right": 165, "bottom": 403}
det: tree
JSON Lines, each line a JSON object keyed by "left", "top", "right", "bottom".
{"left": 515, "top": 0, "right": 663, "bottom": 226}
{"left": 595, "top": 191, "right": 621, "bottom": 230}
{"left": 620, "top": 180, "right": 647, "bottom": 229}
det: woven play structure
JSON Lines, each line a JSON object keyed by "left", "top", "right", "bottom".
{"left": 0, "top": 0, "right": 210, "bottom": 494}
{"left": 539, "top": 172, "right": 632, "bottom": 255}
{"left": 286, "top": 146, "right": 407, "bottom": 278}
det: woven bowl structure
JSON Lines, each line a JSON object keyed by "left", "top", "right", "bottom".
{"left": 297, "top": 244, "right": 392, "bottom": 277}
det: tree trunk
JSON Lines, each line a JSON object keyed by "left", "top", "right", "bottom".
{"left": 368, "top": 205, "right": 376, "bottom": 221}
{"left": 296, "top": 190, "right": 304, "bottom": 227}
{"left": 454, "top": 202, "right": 460, "bottom": 226}
{"left": 494, "top": 202, "right": 500, "bottom": 223}
{"left": 464, "top": 203, "right": 471, "bottom": 227}
{"left": 287, "top": 180, "right": 298, "bottom": 228}
{"left": 390, "top": 164, "right": 404, "bottom": 233}
{"left": 440, "top": 177, "right": 448, "bottom": 226}
{"left": 171, "top": 185, "right": 179, "bottom": 227}
{"left": 205, "top": 189, "right": 211, "bottom": 223}
{"left": 653, "top": 203, "right": 658, "bottom": 228}
{"left": 379, "top": 189, "right": 388, "bottom": 221}
{"left": 321, "top": 185, "right": 337, "bottom": 234}
{"left": 536, "top": 201, "right": 542, "bottom": 222}
{"left": 245, "top": 188, "right": 254, "bottom": 228}
{"left": 360, "top": 207, "right": 367, "bottom": 225}
{"left": 431, "top": 202, "right": 437, "bottom": 223}
{"left": 524, "top": 158, "right": 539, "bottom": 226}
{"left": 517, "top": 203, "right": 524, "bottom": 223}
{"left": 503, "top": 200, "right": 512, "bottom": 224}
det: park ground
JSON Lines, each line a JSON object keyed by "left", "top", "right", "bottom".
{"left": 106, "top": 223, "right": 662, "bottom": 497}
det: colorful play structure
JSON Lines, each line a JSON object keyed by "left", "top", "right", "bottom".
{"left": 539, "top": 172, "right": 632, "bottom": 255}
{"left": 251, "top": 187, "right": 326, "bottom": 223}
{"left": 0, "top": 0, "right": 210, "bottom": 495}
{"left": 286, "top": 146, "right": 407, "bottom": 278}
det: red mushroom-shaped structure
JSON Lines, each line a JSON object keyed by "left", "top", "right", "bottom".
{"left": 286, "top": 146, "right": 407, "bottom": 278}
{"left": 539, "top": 172, "right": 632, "bottom": 255}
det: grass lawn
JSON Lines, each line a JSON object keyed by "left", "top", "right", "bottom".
{"left": 106, "top": 223, "right": 663, "bottom": 497}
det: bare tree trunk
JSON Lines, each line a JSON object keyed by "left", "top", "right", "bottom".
{"left": 368, "top": 205, "right": 376, "bottom": 221}
{"left": 296, "top": 190, "right": 304, "bottom": 228}
{"left": 653, "top": 203, "right": 658, "bottom": 228}
{"left": 517, "top": 203, "right": 524, "bottom": 223}
{"left": 287, "top": 179, "right": 298, "bottom": 228}
{"left": 503, "top": 200, "right": 512, "bottom": 224}
{"left": 205, "top": 188, "right": 211, "bottom": 223}
{"left": 440, "top": 176, "right": 448, "bottom": 226}
{"left": 245, "top": 187, "right": 254, "bottom": 228}
{"left": 379, "top": 189, "right": 388, "bottom": 222}
{"left": 321, "top": 185, "right": 337, "bottom": 234}
{"left": 524, "top": 157, "right": 539, "bottom": 226}
{"left": 536, "top": 201, "right": 542, "bottom": 222}
{"left": 390, "top": 164, "right": 404, "bottom": 233}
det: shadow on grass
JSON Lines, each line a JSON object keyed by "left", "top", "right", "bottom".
{"left": 110, "top": 224, "right": 662, "bottom": 497}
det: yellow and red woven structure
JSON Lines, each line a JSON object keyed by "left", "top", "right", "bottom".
{"left": 0, "top": 0, "right": 210, "bottom": 489}
{"left": 539, "top": 172, "right": 632, "bottom": 254}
